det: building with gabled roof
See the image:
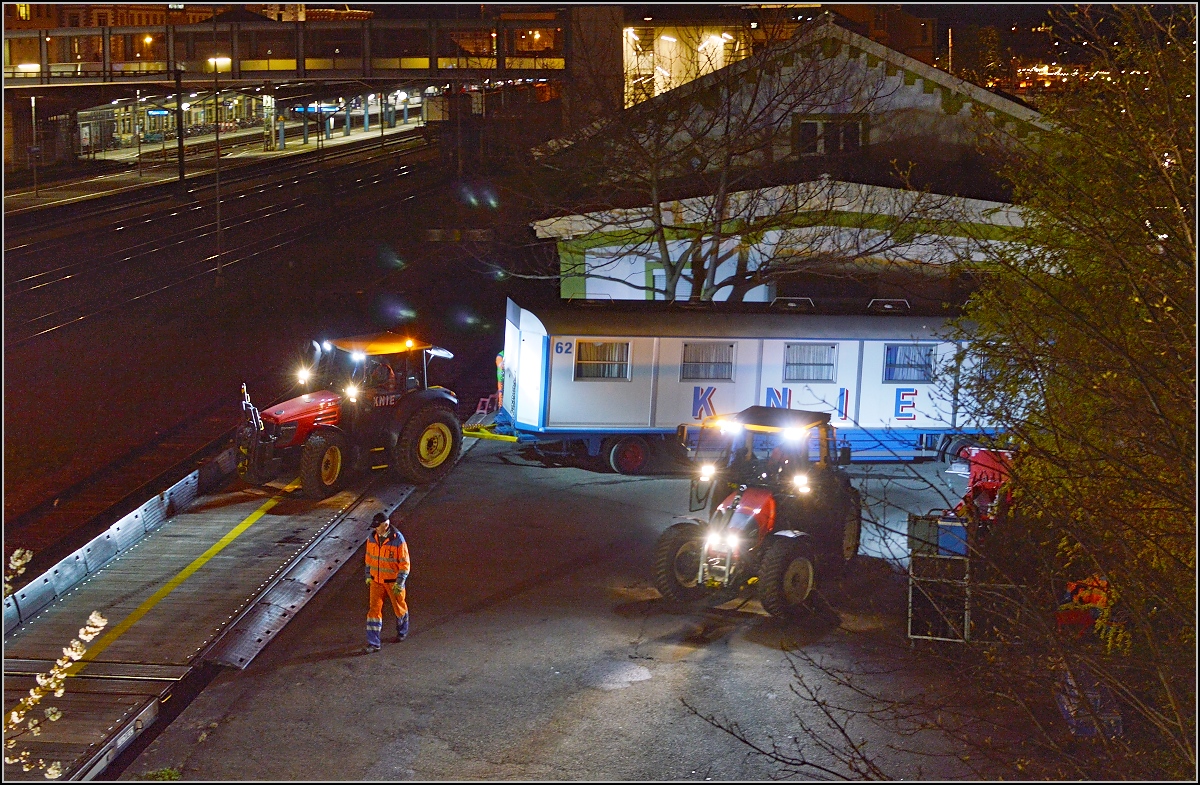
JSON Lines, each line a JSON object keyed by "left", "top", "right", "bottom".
{"left": 529, "top": 13, "right": 1043, "bottom": 309}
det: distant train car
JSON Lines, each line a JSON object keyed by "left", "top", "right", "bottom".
{"left": 499, "top": 298, "right": 989, "bottom": 472}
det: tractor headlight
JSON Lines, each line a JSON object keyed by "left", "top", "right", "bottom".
{"left": 782, "top": 427, "right": 805, "bottom": 442}
{"left": 705, "top": 532, "right": 740, "bottom": 551}
{"left": 793, "top": 473, "right": 810, "bottom": 492}
{"left": 717, "top": 420, "right": 743, "bottom": 435}
{"left": 297, "top": 368, "right": 311, "bottom": 384}
{"left": 699, "top": 463, "right": 715, "bottom": 482}
{"left": 345, "top": 384, "right": 359, "bottom": 402}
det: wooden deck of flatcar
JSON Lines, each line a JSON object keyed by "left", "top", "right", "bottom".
{"left": 3, "top": 472, "right": 413, "bottom": 780}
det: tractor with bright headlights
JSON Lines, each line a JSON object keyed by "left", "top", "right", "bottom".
{"left": 652, "top": 406, "right": 861, "bottom": 619}
{"left": 236, "top": 331, "right": 463, "bottom": 498}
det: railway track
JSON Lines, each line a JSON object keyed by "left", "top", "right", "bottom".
{"left": 2, "top": 129, "right": 427, "bottom": 241}
{"left": 4, "top": 149, "right": 440, "bottom": 348}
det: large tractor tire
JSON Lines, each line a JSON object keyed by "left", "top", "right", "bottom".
{"left": 299, "top": 430, "right": 349, "bottom": 499}
{"left": 391, "top": 405, "right": 463, "bottom": 484}
{"left": 842, "top": 487, "right": 863, "bottom": 570}
{"left": 608, "top": 435, "right": 651, "bottom": 475}
{"left": 652, "top": 521, "right": 709, "bottom": 605}
{"left": 758, "top": 536, "right": 817, "bottom": 619}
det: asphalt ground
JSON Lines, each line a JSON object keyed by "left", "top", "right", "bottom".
{"left": 114, "top": 442, "right": 999, "bottom": 782}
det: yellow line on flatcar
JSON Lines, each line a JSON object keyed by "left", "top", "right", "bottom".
{"left": 67, "top": 478, "right": 304, "bottom": 675}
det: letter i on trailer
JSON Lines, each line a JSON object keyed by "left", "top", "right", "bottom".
{"left": 482, "top": 299, "right": 991, "bottom": 473}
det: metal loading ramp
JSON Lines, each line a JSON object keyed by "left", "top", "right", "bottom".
{"left": 4, "top": 477, "right": 415, "bottom": 780}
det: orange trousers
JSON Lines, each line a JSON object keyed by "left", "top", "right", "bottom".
{"left": 367, "top": 581, "right": 408, "bottom": 646}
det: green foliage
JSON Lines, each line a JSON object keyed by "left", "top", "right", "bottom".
{"left": 137, "top": 767, "right": 183, "bottom": 781}
{"left": 951, "top": 6, "right": 1195, "bottom": 778}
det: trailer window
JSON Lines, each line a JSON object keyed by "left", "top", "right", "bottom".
{"left": 884, "top": 344, "right": 935, "bottom": 382}
{"left": 575, "top": 341, "right": 630, "bottom": 380}
{"left": 681, "top": 342, "right": 735, "bottom": 381}
{"left": 783, "top": 343, "right": 836, "bottom": 382}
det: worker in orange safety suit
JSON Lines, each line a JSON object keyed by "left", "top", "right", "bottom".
{"left": 364, "top": 512, "right": 410, "bottom": 653}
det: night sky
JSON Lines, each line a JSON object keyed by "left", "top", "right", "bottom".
{"left": 903, "top": 4, "right": 1060, "bottom": 28}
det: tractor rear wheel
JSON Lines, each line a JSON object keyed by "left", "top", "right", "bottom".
{"left": 391, "top": 405, "right": 463, "bottom": 484}
{"left": 608, "top": 436, "right": 651, "bottom": 474}
{"left": 300, "top": 430, "right": 349, "bottom": 499}
{"left": 758, "top": 537, "right": 817, "bottom": 619}
{"left": 652, "top": 521, "right": 709, "bottom": 605}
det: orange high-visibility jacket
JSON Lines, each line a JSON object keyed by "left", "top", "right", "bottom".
{"left": 366, "top": 526, "right": 410, "bottom": 584}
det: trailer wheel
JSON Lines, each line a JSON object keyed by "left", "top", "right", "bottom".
{"left": 842, "top": 488, "right": 862, "bottom": 569}
{"left": 300, "top": 430, "right": 349, "bottom": 499}
{"left": 758, "top": 537, "right": 817, "bottom": 619}
{"left": 391, "top": 405, "right": 463, "bottom": 484}
{"left": 652, "top": 521, "right": 709, "bottom": 605}
{"left": 608, "top": 436, "right": 650, "bottom": 475}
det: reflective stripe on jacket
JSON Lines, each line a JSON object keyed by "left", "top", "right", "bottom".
{"left": 366, "top": 526, "right": 410, "bottom": 583}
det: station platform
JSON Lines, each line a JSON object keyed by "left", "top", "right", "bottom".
{"left": 3, "top": 116, "right": 427, "bottom": 216}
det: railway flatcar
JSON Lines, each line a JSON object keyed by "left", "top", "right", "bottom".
{"left": 497, "top": 298, "right": 989, "bottom": 473}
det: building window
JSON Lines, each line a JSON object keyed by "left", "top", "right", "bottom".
{"left": 792, "top": 117, "right": 864, "bottom": 156}
{"left": 97, "top": 13, "right": 109, "bottom": 26}
{"left": 681, "top": 342, "right": 735, "bottom": 381}
{"left": 884, "top": 344, "right": 935, "bottom": 382}
{"left": 784, "top": 343, "right": 837, "bottom": 382}
{"left": 793, "top": 120, "right": 819, "bottom": 155}
{"left": 17, "top": 4, "right": 30, "bottom": 20}
{"left": 68, "top": 13, "right": 80, "bottom": 26}
{"left": 575, "top": 341, "right": 630, "bottom": 380}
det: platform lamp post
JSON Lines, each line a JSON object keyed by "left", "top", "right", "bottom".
{"left": 209, "top": 55, "right": 230, "bottom": 287}
{"left": 136, "top": 88, "right": 143, "bottom": 178}
{"left": 30, "top": 95, "right": 39, "bottom": 197}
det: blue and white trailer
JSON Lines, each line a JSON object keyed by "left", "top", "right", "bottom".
{"left": 494, "top": 298, "right": 989, "bottom": 472}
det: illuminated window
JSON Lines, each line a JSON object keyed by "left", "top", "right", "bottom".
{"left": 575, "top": 341, "right": 630, "bottom": 380}
{"left": 17, "top": 4, "right": 31, "bottom": 20}
{"left": 681, "top": 342, "right": 735, "bottom": 381}
{"left": 784, "top": 343, "right": 837, "bottom": 382}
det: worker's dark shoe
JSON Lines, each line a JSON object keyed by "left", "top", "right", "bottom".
{"left": 392, "top": 634, "right": 406, "bottom": 643}
{"left": 364, "top": 644, "right": 381, "bottom": 654}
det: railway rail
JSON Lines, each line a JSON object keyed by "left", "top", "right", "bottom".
{"left": 4, "top": 145, "right": 440, "bottom": 348}
{"left": 4, "top": 128, "right": 429, "bottom": 248}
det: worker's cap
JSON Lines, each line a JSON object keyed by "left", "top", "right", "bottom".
{"left": 371, "top": 512, "right": 389, "bottom": 527}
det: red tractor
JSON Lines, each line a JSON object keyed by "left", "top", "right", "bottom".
{"left": 652, "top": 406, "right": 861, "bottom": 619}
{"left": 236, "top": 331, "right": 463, "bottom": 498}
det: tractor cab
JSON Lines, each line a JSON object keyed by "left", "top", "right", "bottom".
{"left": 299, "top": 333, "right": 455, "bottom": 401}
{"left": 682, "top": 406, "right": 848, "bottom": 513}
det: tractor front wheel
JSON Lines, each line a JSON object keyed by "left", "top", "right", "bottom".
{"left": 758, "top": 537, "right": 817, "bottom": 619}
{"left": 299, "top": 430, "right": 349, "bottom": 499}
{"left": 391, "top": 406, "right": 463, "bottom": 484}
{"left": 652, "top": 521, "right": 709, "bottom": 605}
